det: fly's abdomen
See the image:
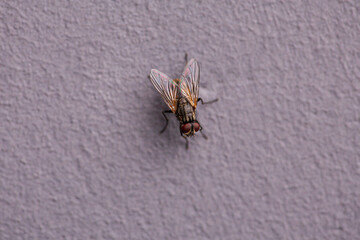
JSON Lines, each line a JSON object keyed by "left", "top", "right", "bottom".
{"left": 176, "top": 97, "right": 196, "bottom": 124}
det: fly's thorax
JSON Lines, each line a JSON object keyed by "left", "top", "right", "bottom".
{"left": 176, "top": 97, "right": 196, "bottom": 124}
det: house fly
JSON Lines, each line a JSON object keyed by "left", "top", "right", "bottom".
{"left": 149, "top": 55, "right": 218, "bottom": 149}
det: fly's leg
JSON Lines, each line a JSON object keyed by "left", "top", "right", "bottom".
{"left": 195, "top": 98, "right": 218, "bottom": 139}
{"left": 198, "top": 123, "right": 208, "bottom": 140}
{"left": 184, "top": 52, "right": 188, "bottom": 63}
{"left": 183, "top": 136, "right": 189, "bottom": 149}
{"left": 160, "top": 110, "right": 172, "bottom": 133}
{"left": 200, "top": 131, "right": 208, "bottom": 140}
{"left": 197, "top": 98, "right": 219, "bottom": 105}
{"left": 180, "top": 132, "right": 189, "bottom": 149}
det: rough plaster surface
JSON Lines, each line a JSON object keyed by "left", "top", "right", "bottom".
{"left": 1, "top": 1, "right": 360, "bottom": 239}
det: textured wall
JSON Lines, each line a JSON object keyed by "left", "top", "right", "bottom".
{"left": 1, "top": 1, "right": 359, "bottom": 239}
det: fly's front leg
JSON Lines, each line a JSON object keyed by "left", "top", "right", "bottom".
{"left": 184, "top": 52, "right": 188, "bottom": 63}
{"left": 198, "top": 123, "right": 208, "bottom": 140}
{"left": 197, "top": 98, "right": 219, "bottom": 105}
{"left": 160, "top": 110, "right": 172, "bottom": 134}
{"left": 180, "top": 132, "right": 189, "bottom": 149}
{"left": 183, "top": 136, "right": 189, "bottom": 149}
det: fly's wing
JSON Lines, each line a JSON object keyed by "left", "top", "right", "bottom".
{"left": 179, "top": 58, "right": 200, "bottom": 108}
{"left": 149, "top": 69, "right": 178, "bottom": 113}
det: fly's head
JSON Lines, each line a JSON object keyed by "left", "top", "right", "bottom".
{"left": 180, "top": 121, "right": 200, "bottom": 137}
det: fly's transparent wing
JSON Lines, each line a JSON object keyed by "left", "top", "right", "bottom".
{"left": 179, "top": 58, "right": 200, "bottom": 108}
{"left": 149, "top": 69, "right": 178, "bottom": 113}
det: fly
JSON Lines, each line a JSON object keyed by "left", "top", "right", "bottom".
{"left": 149, "top": 54, "right": 218, "bottom": 149}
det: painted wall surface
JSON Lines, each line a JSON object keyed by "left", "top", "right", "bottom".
{"left": 1, "top": 1, "right": 359, "bottom": 239}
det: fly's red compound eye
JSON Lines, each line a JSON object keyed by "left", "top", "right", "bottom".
{"left": 193, "top": 122, "right": 200, "bottom": 132}
{"left": 181, "top": 123, "right": 192, "bottom": 134}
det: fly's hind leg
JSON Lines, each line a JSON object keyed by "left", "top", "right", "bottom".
{"left": 184, "top": 52, "right": 188, "bottom": 63}
{"left": 160, "top": 110, "right": 172, "bottom": 134}
{"left": 197, "top": 98, "right": 219, "bottom": 105}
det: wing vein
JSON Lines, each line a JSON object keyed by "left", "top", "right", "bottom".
{"left": 149, "top": 69, "right": 178, "bottom": 113}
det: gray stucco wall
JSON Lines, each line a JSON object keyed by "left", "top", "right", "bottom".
{"left": 1, "top": 1, "right": 359, "bottom": 239}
